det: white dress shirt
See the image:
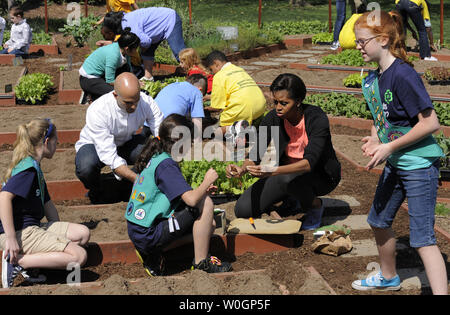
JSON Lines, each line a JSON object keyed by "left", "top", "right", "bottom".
{"left": 75, "top": 91, "right": 164, "bottom": 174}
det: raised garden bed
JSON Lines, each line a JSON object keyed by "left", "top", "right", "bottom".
{"left": 0, "top": 66, "right": 27, "bottom": 106}
{"left": 28, "top": 35, "right": 59, "bottom": 55}
{"left": 58, "top": 69, "right": 82, "bottom": 104}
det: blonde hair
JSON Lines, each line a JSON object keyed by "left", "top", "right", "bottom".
{"left": 2, "top": 119, "right": 55, "bottom": 183}
{"left": 179, "top": 48, "right": 209, "bottom": 73}
{"left": 354, "top": 10, "right": 412, "bottom": 67}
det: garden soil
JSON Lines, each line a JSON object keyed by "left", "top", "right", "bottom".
{"left": 0, "top": 66, "right": 26, "bottom": 93}
{"left": 1, "top": 2, "right": 449, "bottom": 295}
{"left": 3, "top": 126, "right": 449, "bottom": 295}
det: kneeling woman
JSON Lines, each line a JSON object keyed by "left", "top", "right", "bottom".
{"left": 126, "top": 114, "right": 232, "bottom": 276}
{"left": 226, "top": 73, "right": 341, "bottom": 230}
{"left": 79, "top": 27, "right": 140, "bottom": 101}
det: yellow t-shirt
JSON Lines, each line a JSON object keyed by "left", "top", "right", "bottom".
{"left": 211, "top": 63, "right": 266, "bottom": 127}
{"left": 106, "top": 0, "right": 135, "bottom": 13}
{"left": 339, "top": 13, "right": 363, "bottom": 50}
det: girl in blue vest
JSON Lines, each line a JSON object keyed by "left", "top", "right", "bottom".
{"left": 0, "top": 119, "right": 90, "bottom": 288}
{"left": 126, "top": 114, "right": 232, "bottom": 276}
{"left": 351, "top": 11, "right": 447, "bottom": 294}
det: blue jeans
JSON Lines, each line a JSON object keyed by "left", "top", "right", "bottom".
{"left": 141, "top": 13, "right": 186, "bottom": 62}
{"left": 75, "top": 134, "right": 147, "bottom": 192}
{"left": 396, "top": 0, "right": 431, "bottom": 58}
{"left": 367, "top": 160, "right": 439, "bottom": 248}
{"left": 333, "top": 0, "right": 347, "bottom": 42}
{"left": 0, "top": 48, "right": 26, "bottom": 57}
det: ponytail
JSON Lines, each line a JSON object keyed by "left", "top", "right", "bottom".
{"left": 355, "top": 10, "right": 412, "bottom": 67}
{"left": 3, "top": 119, "right": 55, "bottom": 183}
{"left": 134, "top": 114, "right": 194, "bottom": 174}
{"left": 118, "top": 27, "right": 140, "bottom": 50}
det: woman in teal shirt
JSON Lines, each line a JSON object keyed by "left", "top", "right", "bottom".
{"left": 79, "top": 28, "right": 140, "bottom": 101}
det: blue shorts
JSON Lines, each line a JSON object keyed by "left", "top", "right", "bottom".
{"left": 367, "top": 160, "right": 439, "bottom": 248}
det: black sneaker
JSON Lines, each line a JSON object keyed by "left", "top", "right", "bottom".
{"left": 192, "top": 255, "right": 232, "bottom": 273}
{"left": 135, "top": 249, "right": 163, "bottom": 277}
{"left": 2, "top": 254, "right": 23, "bottom": 288}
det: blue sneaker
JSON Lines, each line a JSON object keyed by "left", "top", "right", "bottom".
{"left": 2, "top": 254, "right": 23, "bottom": 288}
{"left": 301, "top": 200, "right": 324, "bottom": 230}
{"left": 352, "top": 271, "right": 401, "bottom": 291}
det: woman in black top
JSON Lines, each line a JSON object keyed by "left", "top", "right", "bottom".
{"left": 226, "top": 73, "right": 341, "bottom": 230}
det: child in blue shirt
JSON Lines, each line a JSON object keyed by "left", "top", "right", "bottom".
{"left": 0, "top": 119, "right": 90, "bottom": 288}
{"left": 126, "top": 114, "right": 232, "bottom": 276}
{"left": 351, "top": 10, "right": 447, "bottom": 294}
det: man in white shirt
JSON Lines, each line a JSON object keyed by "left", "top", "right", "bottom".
{"left": 75, "top": 72, "right": 164, "bottom": 203}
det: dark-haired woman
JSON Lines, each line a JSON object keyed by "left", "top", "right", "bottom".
{"left": 226, "top": 73, "right": 341, "bottom": 230}
{"left": 126, "top": 114, "right": 232, "bottom": 276}
{"left": 79, "top": 28, "right": 140, "bottom": 101}
{"left": 103, "top": 7, "right": 185, "bottom": 81}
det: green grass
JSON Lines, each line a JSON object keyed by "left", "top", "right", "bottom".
{"left": 435, "top": 203, "right": 450, "bottom": 216}
{"left": 141, "top": 0, "right": 450, "bottom": 46}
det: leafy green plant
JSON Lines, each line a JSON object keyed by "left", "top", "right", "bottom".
{"left": 180, "top": 159, "right": 258, "bottom": 195}
{"left": 304, "top": 92, "right": 371, "bottom": 119}
{"left": 262, "top": 20, "right": 327, "bottom": 35}
{"left": 433, "top": 102, "right": 450, "bottom": 126}
{"left": 32, "top": 31, "right": 53, "bottom": 45}
{"left": 312, "top": 32, "right": 333, "bottom": 44}
{"left": 140, "top": 76, "right": 186, "bottom": 98}
{"left": 424, "top": 67, "right": 450, "bottom": 82}
{"left": 435, "top": 203, "right": 450, "bottom": 216}
{"left": 433, "top": 132, "right": 450, "bottom": 169}
{"left": 343, "top": 73, "right": 368, "bottom": 88}
{"left": 321, "top": 49, "right": 377, "bottom": 67}
{"left": 58, "top": 15, "right": 98, "bottom": 47}
{"left": 14, "top": 73, "right": 54, "bottom": 105}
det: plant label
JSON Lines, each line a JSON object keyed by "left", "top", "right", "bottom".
{"left": 5, "top": 84, "right": 12, "bottom": 93}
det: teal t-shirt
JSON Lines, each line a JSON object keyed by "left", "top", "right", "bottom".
{"left": 81, "top": 42, "right": 130, "bottom": 83}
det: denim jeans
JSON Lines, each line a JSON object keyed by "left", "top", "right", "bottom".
{"left": 141, "top": 13, "right": 186, "bottom": 62}
{"left": 396, "top": 0, "right": 431, "bottom": 59}
{"left": 367, "top": 160, "right": 439, "bottom": 248}
{"left": 333, "top": 0, "right": 347, "bottom": 42}
{"left": 0, "top": 48, "right": 26, "bottom": 57}
{"left": 75, "top": 134, "right": 147, "bottom": 192}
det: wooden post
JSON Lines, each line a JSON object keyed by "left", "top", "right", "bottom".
{"left": 44, "top": 0, "right": 48, "bottom": 33}
{"left": 189, "top": 0, "right": 192, "bottom": 25}
{"left": 85, "top": 0, "right": 88, "bottom": 17}
{"left": 258, "top": 0, "right": 262, "bottom": 29}
{"left": 440, "top": 0, "right": 444, "bottom": 45}
{"left": 329, "top": 0, "right": 332, "bottom": 33}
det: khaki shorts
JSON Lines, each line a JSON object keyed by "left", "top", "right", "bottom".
{"left": 0, "top": 222, "right": 71, "bottom": 255}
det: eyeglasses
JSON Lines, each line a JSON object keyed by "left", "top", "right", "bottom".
{"left": 355, "top": 35, "right": 380, "bottom": 48}
{"left": 43, "top": 118, "right": 54, "bottom": 143}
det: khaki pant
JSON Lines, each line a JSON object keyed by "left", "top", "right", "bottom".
{"left": 0, "top": 222, "right": 71, "bottom": 255}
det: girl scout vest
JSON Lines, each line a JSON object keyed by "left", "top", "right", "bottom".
{"left": 125, "top": 152, "right": 179, "bottom": 228}
{"left": 10, "top": 156, "right": 45, "bottom": 207}
{"left": 362, "top": 71, "right": 443, "bottom": 168}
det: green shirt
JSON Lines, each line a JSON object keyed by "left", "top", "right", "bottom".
{"left": 81, "top": 42, "right": 130, "bottom": 83}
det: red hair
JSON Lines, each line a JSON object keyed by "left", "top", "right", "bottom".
{"left": 354, "top": 10, "right": 412, "bottom": 67}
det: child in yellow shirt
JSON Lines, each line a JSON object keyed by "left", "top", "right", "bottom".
{"left": 204, "top": 50, "right": 266, "bottom": 145}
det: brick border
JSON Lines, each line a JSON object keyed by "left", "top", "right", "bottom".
{"left": 28, "top": 36, "right": 59, "bottom": 55}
